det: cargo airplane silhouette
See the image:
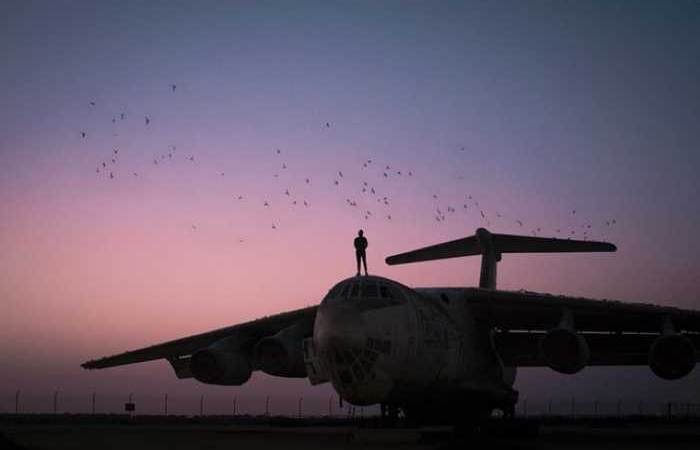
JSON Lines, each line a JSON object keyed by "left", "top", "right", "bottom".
{"left": 82, "top": 228, "right": 700, "bottom": 422}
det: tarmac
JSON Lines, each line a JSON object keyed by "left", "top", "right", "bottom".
{"left": 2, "top": 415, "right": 700, "bottom": 450}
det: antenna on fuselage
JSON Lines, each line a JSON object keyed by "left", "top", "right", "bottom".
{"left": 384, "top": 228, "right": 616, "bottom": 289}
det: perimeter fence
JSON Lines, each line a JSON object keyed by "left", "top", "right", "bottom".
{"left": 0, "top": 391, "right": 377, "bottom": 418}
{"left": 2, "top": 392, "right": 700, "bottom": 419}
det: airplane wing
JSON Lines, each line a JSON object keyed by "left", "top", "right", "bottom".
{"left": 81, "top": 305, "right": 317, "bottom": 371}
{"left": 464, "top": 288, "right": 700, "bottom": 369}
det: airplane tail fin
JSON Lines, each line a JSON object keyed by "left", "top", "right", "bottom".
{"left": 385, "top": 228, "right": 616, "bottom": 289}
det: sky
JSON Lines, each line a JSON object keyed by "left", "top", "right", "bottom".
{"left": 1, "top": 0, "right": 700, "bottom": 415}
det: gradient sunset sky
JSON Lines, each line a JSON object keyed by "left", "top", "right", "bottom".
{"left": 2, "top": 0, "right": 700, "bottom": 415}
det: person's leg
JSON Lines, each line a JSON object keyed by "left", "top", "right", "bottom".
{"left": 362, "top": 254, "right": 368, "bottom": 275}
{"left": 356, "top": 253, "right": 361, "bottom": 276}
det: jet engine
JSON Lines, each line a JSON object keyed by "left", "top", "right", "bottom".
{"left": 253, "top": 322, "right": 307, "bottom": 377}
{"left": 538, "top": 328, "right": 590, "bottom": 374}
{"left": 190, "top": 337, "right": 251, "bottom": 385}
{"left": 648, "top": 334, "right": 696, "bottom": 380}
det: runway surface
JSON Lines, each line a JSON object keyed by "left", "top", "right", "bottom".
{"left": 2, "top": 416, "right": 700, "bottom": 449}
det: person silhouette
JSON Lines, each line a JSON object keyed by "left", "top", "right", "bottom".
{"left": 354, "top": 230, "right": 368, "bottom": 276}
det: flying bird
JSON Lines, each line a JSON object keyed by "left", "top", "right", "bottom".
{"left": 170, "top": 84, "right": 177, "bottom": 91}
{"left": 145, "top": 116, "right": 150, "bottom": 125}
{"left": 120, "top": 113, "right": 126, "bottom": 120}
{"left": 89, "top": 101, "right": 95, "bottom": 106}
{"left": 81, "top": 132, "right": 86, "bottom": 138}
{"left": 109, "top": 172, "right": 114, "bottom": 179}
{"left": 188, "top": 156, "right": 195, "bottom": 161}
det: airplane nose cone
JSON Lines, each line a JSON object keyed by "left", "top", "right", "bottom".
{"left": 314, "top": 302, "right": 366, "bottom": 353}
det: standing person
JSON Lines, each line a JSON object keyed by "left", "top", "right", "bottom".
{"left": 354, "top": 229, "right": 368, "bottom": 276}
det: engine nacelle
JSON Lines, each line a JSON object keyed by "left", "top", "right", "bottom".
{"left": 649, "top": 334, "right": 696, "bottom": 380}
{"left": 538, "top": 328, "right": 590, "bottom": 374}
{"left": 190, "top": 337, "right": 251, "bottom": 385}
{"left": 253, "top": 322, "right": 307, "bottom": 377}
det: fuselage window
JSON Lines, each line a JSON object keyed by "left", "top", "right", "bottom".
{"left": 350, "top": 282, "right": 360, "bottom": 298}
{"left": 363, "top": 282, "right": 378, "bottom": 298}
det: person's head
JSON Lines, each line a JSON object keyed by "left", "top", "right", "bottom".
{"left": 358, "top": 229, "right": 364, "bottom": 237}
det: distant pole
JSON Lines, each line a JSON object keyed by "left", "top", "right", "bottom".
{"left": 298, "top": 397, "right": 303, "bottom": 418}
{"left": 265, "top": 396, "right": 270, "bottom": 416}
{"left": 15, "top": 390, "right": 20, "bottom": 414}
{"left": 91, "top": 393, "right": 96, "bottom": 414}
{"left": 53, "top": 390, "right": 58, "bottom": 414}
{"left": 199, "top": 395, "right": 204, "bottom": 416}
{"left": 164, "top": 394, "right": 168, "bottom": 416}
{"left": 233, "top": 395, "right": 237, "bottom": 416}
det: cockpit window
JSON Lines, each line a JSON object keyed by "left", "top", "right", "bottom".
{"left": 379, "top": 285, "right": 394, "bottom": 299}
{"left": 363, "top": 282, "right": 378, "bottom": 298}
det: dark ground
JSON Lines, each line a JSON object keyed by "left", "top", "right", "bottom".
{"left": 2, "top": 415, "right": 700, "bottom": 450}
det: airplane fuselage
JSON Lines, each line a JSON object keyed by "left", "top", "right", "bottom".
{"left": 312, "top": 275, "right": 517, "bottom": 416}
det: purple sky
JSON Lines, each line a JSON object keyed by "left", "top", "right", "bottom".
{"left": 1, "top": 0, "right": 700, "bottom": 415}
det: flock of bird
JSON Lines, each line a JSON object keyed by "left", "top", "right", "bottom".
{"left": 82, "top": 85, "right": 618, "bottom": 242}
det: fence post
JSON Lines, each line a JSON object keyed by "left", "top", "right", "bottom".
{"left": 265, "top": 396, "right": 270, "bottom": 416}
{"left": 164, "top": 394, "right": 168, "bottom": 416}
{"left": 328, "top": 396, "right": 333, "bottom": 417}
{"left": 92, "top": 392, "right": 96, "bottom": 414}
{"left": 233, "top": 395, "right": 237, "bottom": 416}
{"left": 53, "top": 391, "right": 58, "bottom": 414}
{"left": 199, "top": 395, "right": 204, "bottom": 416}
{"left": 298, "top": 396, "right": 303, "bottom": 418}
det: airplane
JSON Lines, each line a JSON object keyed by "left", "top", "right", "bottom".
{"left": 82, "top": 228, "right": 700, "bottom": 423}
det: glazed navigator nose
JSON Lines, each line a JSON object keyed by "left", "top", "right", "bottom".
{"left": 314, "top": 301, "right": 366, "bottom": 353}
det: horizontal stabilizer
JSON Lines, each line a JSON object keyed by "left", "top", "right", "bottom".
{"left": 386, "top": 228, "right": 616, "bottom": 265}
{"left": 385, "top": 228, "right": 616, "bottom": 289}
